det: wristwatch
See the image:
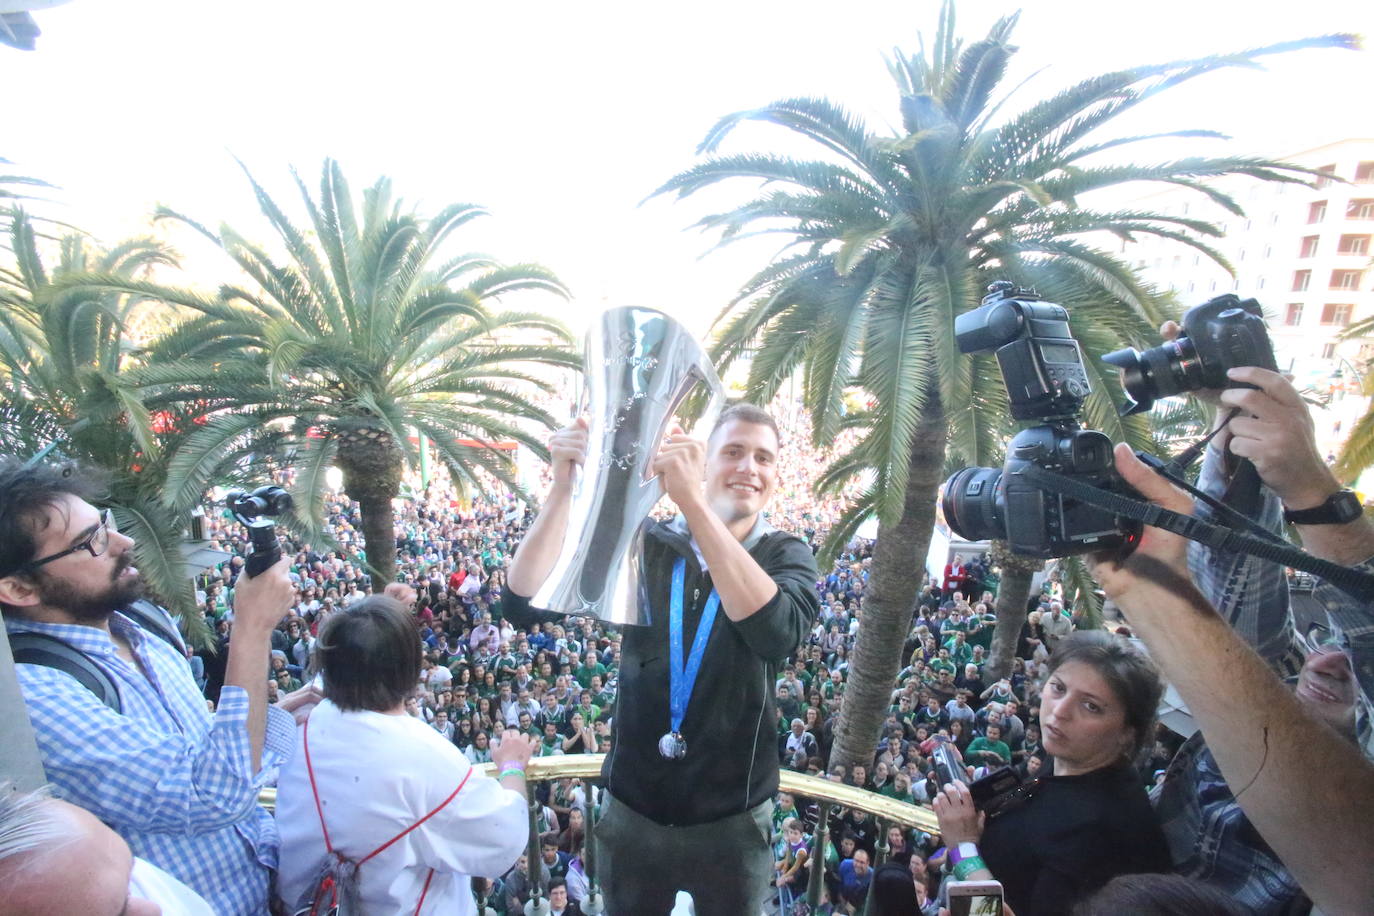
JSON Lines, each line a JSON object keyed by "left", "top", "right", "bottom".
{"left": 1283, "top": 490, "right": 1364, "bottom": 525}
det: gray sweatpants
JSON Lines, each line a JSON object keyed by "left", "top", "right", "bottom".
{"left": 594, "top": 792, "right": 775, "bottom": 916}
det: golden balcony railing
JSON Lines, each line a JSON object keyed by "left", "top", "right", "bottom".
{"left": 260, "top": 752, "right": 937, "bottom": 913}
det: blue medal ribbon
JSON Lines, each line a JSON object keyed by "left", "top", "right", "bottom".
{"left": 669, "top": 557, "right": 720, "bottom": 739}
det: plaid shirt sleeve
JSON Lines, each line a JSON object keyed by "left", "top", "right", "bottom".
{"left": 1185, "top": 447, "right": 1304, "bottom": 677}
{"left": 18, "top": 671, "right": 265, "bottom": 832}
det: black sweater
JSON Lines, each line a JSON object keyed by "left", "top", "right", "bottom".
{"left": 980, "top": 760, "right": 1170, "bottom": 916}
{"left": 506, "top": 519, "right": 819, "bottom": 826}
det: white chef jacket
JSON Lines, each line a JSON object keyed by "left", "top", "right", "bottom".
{"left": 276, "top": 701, "right": 527, "bottom": 915}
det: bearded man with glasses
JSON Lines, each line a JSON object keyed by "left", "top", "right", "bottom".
{"left": 0, "top": 459, "right": 307, "bottom": 916}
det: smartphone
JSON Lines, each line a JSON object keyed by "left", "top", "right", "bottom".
{"left": 947, "top": 879, "right": 1004, "bottom": 916}
{"left": 933, "top": 743, "right": 964, "bottom": 788}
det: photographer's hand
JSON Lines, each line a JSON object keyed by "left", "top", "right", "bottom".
{"left": 932, "top": 781, "right": 984, "bottom": 846}
{"left": 1221, "top": 367, "right": 1374, "bottom": 566}
{"left": 1088, "top": 444, "right": 1193, "bottom": 605}
{"left": 1220, "top": 366, "right": 1336, "bottom": 510}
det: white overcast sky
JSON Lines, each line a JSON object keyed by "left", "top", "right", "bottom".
{"left": 5, "top": 0, "right": 1373, "bottom": 334}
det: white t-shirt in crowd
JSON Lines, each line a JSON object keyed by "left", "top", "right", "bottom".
{"left": 276, "top": 701, "right": 528, "bottom": 916}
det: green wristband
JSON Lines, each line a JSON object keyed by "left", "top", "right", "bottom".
{"left": 498, "top": 767, "right": 527, "bottom": 780}
{"left": 953, "top": 856, "right": 987, "bottom": 881}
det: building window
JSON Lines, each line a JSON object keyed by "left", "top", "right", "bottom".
{"left": 1257, "top": 277, "right": 1266, "bottom": 290}
{"left": 1286, "top": 303, "right": 1304, "bottom": 326}
{"left": 1315, "top": 165, "right": 1338, "bottom": 188}
{"left": 1357, "top": 161, "right": 1374, "bottom": 183}
{"left": 1293, "top": 270, "right": 1312, "bottom": 292}
{"left": 1338, "top": 235, "right": 1371, "bottom": 256}
{"left": 1321, "top": 303, "right": 1353, "bottom": 327}
{"left": 1300, "top": 235, "right": 1320, "bottom": 258}
{"left": 1349, "top": 199, "right": 1374, "bottom": 220}
{"left": 1264, "top": 245, "right": 1272, "bottom": 258}
{"left": 1330, "top": 269, "right": 1363, "bottom": 290}
{"left": 1322, "top": 342, "right": 1338, "bottom": 359}
{"left": 1309, "top": 201, "right": 1327, "bottom": 223}
{"left": 1187, "top": 281, "right": 1196, "bottom": 293}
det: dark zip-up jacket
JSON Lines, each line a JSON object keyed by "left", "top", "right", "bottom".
{"left": 505, "top": 517, "right": 819, "bottom": 826}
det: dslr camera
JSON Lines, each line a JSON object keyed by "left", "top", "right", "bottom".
{"left": 1103, "top": 294, "right": 1277, "bottom": 415}
{"left": 941, "top": 282, "right": 1138, "bottom": 558}
{"left": 225, "top": 485, "right": 293, "bottom": 577}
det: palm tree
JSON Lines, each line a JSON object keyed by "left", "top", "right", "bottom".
{"left": 0, "top": 209, "right": 211, "bottom": 645}
{"left": 68, "top": 159, "right": 578, "bottom": 586}
{"left": 653, "top": 3, "right": 1348, "bottom": 768}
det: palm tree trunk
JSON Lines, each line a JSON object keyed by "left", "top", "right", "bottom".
{"left": 984, "top": 540, "right": 1043, "bottom": 682}
{"left": 335, "top": 428, "right": 404, "bottom": 587}
{"left": 831, "top": 408, "right": 947, "bottom": 770}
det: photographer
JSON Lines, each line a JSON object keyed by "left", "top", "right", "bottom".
{"left": 1104, "top": 345, "right": 1371, "bottom": 912}
{"left": 0, "top": 460, "right": 301, "bottom": 915}
{"left": 1091, "top": 436, "right": 1374, "bottom": 916}
{"left": 932, "top": 630, "right": 1170, "bottom": 916}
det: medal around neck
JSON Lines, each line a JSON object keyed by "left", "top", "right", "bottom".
{"left": 658, "top": 731, "right": 688, "bottom": 759}
{"left": 531, "top": 306, "right": 725, "bottom": 626}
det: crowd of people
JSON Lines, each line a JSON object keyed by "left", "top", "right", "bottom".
{"left": 4, "top": 355, "right": 1373, "bottom": 915}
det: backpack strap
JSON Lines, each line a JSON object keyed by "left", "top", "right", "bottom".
{"left": 303, "top": 717, "right": 473, "bottom": 915}
{"left": 8, "top": 631, "right": 122, "bottom": 712}
{"left": 120, "top": 599, "right": 189, "bottom": 657}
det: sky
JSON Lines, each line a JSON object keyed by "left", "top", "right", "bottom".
{"left": 5, "top": 0, "right": 1373, "bottom": 337}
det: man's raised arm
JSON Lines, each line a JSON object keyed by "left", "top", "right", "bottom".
{"left": 1092, "top": 444, "right": 1374, "bottom": 914}
{"left": 507, "top": 418, "right": 587, "bottom": 600}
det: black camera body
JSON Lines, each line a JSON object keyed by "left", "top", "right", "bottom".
{"left": 225, "top": 485, "right": 293, "bottom": 578}
{"left": 942, "top": 282, "right": 1138, "bottom": 558}
{"left": 1103, "top": 294, "right": 1278, "bottom": 415}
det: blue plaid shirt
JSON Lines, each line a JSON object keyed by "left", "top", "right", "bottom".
{"left": 8, "top": 609, "right": 295, "bottom": 916}
{"left": 1153, "top": 449, "right": 1374, "bottom": 915}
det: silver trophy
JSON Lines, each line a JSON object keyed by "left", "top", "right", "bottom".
{"left": 533, "top": 306, "right": 726, "bottom": 626}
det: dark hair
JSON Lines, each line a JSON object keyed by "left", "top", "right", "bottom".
{"left": 0, "top": 459, "right": 103, "bottom": 593}
{"left": 1072, "top": 873, "right": 1247, "bottom": 916}
{"left": 1046, "top": 630, "right": 1163, "bottom": 758}
{"left": 317, "top": 596, "right": 422, "bottom": 712}
{"left": 708, "top": 403, "right": 781, "bottom": 448}
{"left": 868, "top": 861, "right": 920, "bottom": 915}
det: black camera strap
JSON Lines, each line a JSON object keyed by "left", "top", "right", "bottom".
{"left": 1020, "top": 464, "right": 1374, "bottom": 604}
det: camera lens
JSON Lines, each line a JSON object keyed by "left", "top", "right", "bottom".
{"left": 941, "top": 467, "right": 1004, "bottom": 542}
{"left": 1103, "top": 338, "right": 1203, "bottom": 416}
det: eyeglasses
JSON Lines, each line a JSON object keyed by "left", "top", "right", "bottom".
{"left": 22, "top": 509, "right": 117, "bottom": 572}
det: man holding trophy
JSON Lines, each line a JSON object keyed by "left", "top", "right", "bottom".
{"left": 507, "top": 312, "right": 820, "bottom": 914}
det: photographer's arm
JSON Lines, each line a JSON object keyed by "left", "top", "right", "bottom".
{"left": 223, "top": 558, "right": 293, "bottom": 774}
{"left": 1094, "top": 445, "right": 1374, "bottom": 914}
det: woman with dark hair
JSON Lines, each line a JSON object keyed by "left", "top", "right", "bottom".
{"left": 933, "top": 630, "right": 1169, "bottom": 916}
{"left": 275, "top": 596, "right": 536, "bottom": 915}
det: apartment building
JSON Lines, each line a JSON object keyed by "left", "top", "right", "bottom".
{"left": 1120, "top": 138, "right": 1374, "bottom": 462}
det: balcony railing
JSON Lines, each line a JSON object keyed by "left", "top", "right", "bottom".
{"left": 261, "top": 752, "right": 937, "bottom": 914}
